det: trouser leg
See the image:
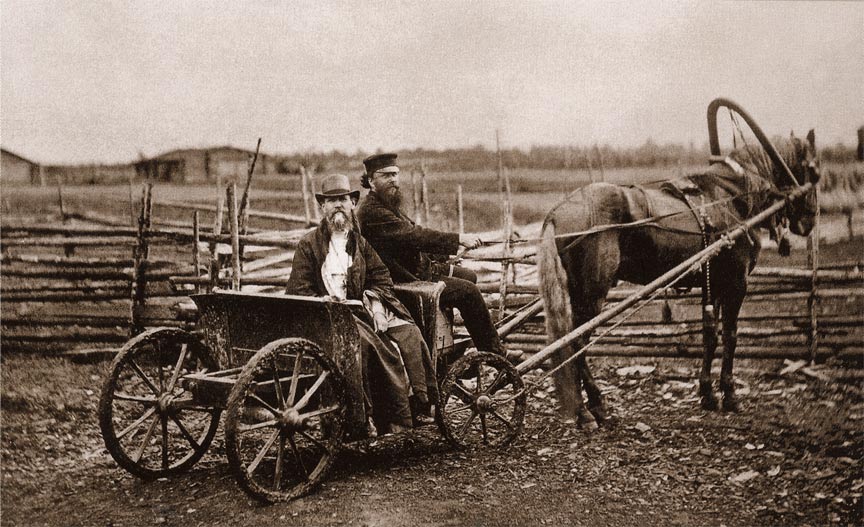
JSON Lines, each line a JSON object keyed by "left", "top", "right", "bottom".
{"left": 386, "top": 323, "right": 437, "bottom": 403}
{"left": 432, "top": 273, "right": 503, "bottom": 355}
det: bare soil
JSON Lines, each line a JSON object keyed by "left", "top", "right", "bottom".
{"left": 2, "top": 353, "right": 861, "bottom": 527}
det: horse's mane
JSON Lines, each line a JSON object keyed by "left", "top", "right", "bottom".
{"left": 726, "top": 136, "right": 806, "bottom": 189}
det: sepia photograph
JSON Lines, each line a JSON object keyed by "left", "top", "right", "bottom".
{"left": 2, "top": 1, "right": 862, "bottom": 525}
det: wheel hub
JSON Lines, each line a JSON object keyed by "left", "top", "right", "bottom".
{"left": 279, "top": 407, "right": 308, "bottom": 431}
{"left": 475, "top": 394, "right": 494, "bottom": 412}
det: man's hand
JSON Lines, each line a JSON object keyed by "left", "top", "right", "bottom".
{"left": 458, "top": 233, "right": 483, "bottom": 250}
{"left": 373, "top": 311, "right": 389, "bottom": 333}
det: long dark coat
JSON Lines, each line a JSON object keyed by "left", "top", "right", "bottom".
{"left": 356, "top": 190, "right": 460, "bottom": 282}
{"left": 285, "top": 223, "right": 413, "bottom": 323}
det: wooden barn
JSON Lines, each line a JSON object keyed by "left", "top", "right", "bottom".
{"left": 136, "top": 146, "right": 276, "bottom": 183}
{"left": 1, "top": 148, "right": 40, "bottom": 184}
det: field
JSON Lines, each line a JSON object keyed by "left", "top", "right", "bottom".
{"left": 2, "top": 162, "right": 863, "bottom": 526}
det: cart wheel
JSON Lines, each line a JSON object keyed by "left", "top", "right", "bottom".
{"left": 224, "top": 338, "right": 347, "bottom": 503}
{"left": 98, "top": 328, "right": 221, "bottom": 479}
{"left": 437, "top": 351, "right": 526, "bottom": 448}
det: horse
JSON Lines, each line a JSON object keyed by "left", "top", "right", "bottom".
{"left": 537, "top": 131, "right": 821, "bottom": 430}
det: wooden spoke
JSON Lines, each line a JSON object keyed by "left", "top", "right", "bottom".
{"left": 475, "top": 366, "right": 484, "bottom": 394}
{"left": 169, "top": 414, "right": 200, "bottom": 449}
{"left": 128, "top": 360, "right": 160, "bottom": 395}
{"left": 113, "top": 392, "right": 157, "bottom": 404}
{"left": 298, "top": 431, "right": 329, "bottom": 452}
{"left": 298, "top": 404, "right": 340, "bottom": 421}
{"left": 479, "top": 413, "right": 489, "bottom": 443}
{"left": 287, "top": 434, "right": 309, "bottom": 481}
{"left": 456, "top": 410, "right": 478, "bottom": 439}
{"left": 238, "top": 420, "right": 279, "bottom": 433}
{"left": 486, "top": 370, "right": 508, "bottom": 395}
{"left": 273, "top": 434, "right": 285, "bottom": 490}
{"left": 452, "top": 381, "right": 474, "bottom": 400}
{"left": 158, "top": 362, "right": 165, "bottom": 391}
{"left": 248, "top": 393, "right": 280, "bottom": 415}
{"left": 161, "top": 416, "right": 169, "bottom": 469}
{"left": 116, "top": 407, "right": 157, "bottom": 440}
{"left": 132, "top": 414, "right": 159, "bottom": 463}
{"left": 246, "top": 429, "right": 279, "bottom": 476}
{"left": 271, "top": 356, "right": 285, "bottom": 408}
{"left": 165, "top": 344, "right": 188, "bottom": 392}
{"left": 488, "top": 409, "right": 516, "bottom": 431}
{"left": 445, "top": 402, "right": 473, "bottom": 414}
{"left": 294, "top": 371, "right": 329, "bottom": 411}
{"left": 286, "top": 351, "right": 304, "bottom": 406}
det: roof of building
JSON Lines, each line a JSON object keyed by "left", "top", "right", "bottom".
{"left": 1, "top": 147, "right": 39, "bottom": 165}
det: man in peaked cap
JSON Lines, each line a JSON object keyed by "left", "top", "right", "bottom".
{"left": 286, "top": 173, "right": 436, "bottom": 434}
{"left": 357, "top": 153, "right": 508, "bottom": 358}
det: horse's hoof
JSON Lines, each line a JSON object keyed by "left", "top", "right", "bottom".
{"left": 589, "top": 405, "right": 608, "bottom": 424}
{"left": 700, "top": 394, "right": 719, "bottom": 411}
{"left": 722, "top": 396, "right": 740, "bottom": 413}
{"left": 577, "top": 413, "right": 599, "bottom": 433}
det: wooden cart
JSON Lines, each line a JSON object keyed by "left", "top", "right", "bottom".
{"left": 98, "top": 286, "right": 527, "bottom": 503}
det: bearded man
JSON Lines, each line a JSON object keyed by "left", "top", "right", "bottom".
{"left": 286, "top": 174, "right": 436, "bottom": 434}
{"left": 356, "top": 153, "right": 509, "bottom": 358}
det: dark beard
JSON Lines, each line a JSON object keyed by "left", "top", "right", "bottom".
{"left": 377, "top": 186, "right": 403, "bottom": 212}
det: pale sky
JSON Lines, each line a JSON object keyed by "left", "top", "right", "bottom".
{"left": 1, "top": 1, "right": 862, "bottom": 164}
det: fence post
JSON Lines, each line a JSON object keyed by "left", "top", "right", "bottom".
{"left": 192, "top": 210, "right": 201, "bottom": 294}
{"left": 209, "top": 187, "right": 225, "bottom": 291}
{"left": 307, "top": 168, "right": 321, "bottom": 223}
{"left": 411, "top": 170, "right": 421, "bottom": 224}
{"left": 421, "top": 163, "right": 430, "bottom": 226}
{"left": 457, "top": 184, "right": 465, "bottom": 234}
{"left": 227, "top": 184, "right": 241, "bottom": 291}
{"left": 130, "top": 183, "right": 153, "bottom": 336}
{"left": 496, "top": 131, "right": 513, "bottom": 322}
{"left": 300, "top": 165, "right": 313, "bottom": 227}
{"left": 807, "top": 187, "right": 821, "bottom": 363}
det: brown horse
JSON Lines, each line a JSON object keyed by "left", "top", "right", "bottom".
{"left": 537, "top": 131, "right": 820, "bottom": 429}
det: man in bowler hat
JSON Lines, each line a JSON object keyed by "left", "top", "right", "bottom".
{"left": 286, "top": 174, "right": 436, "bottom": 434}
{"left": 356, "top": 153, "right": 507, "bottom": 357}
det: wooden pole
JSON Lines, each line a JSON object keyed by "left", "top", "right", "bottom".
{"left": 300, "top": 165, "right": 313, "bottom": 227}
{"left": 227, "top": 184, "right": 241, "bottom": 291}
{"left": 192, "top": 210, "right": 201, "bottom": 294}
{"left": 807, "top": 186, "right": 820, "bottom": 364}
{"left": 496, "top": 131, "right": 513, "bottom": 322}
{"left": 411, "top": 170, "right": 421, "bottom": 224}
{"left": 128, "top": 181, "right": 137, "bottom": 227}
{"left": 456, "top": 184, "right": 465, "bottom": 234}
{"left": 308, "top": 168, "right": 321, "bottom": 223}
{"left": 421, "top": 162, "right": 430, "bottom": 226}
{"left": 209, "top": 187, "right": 225, "bottom": 292}
{"left": 57, "top": 178, "right": 66, "bottom": 221}
{"left": 238, "top": 138, "right": 261, "bottom": 235}
{"left": 130, "top": 184, "right": 153, "bottom": 336}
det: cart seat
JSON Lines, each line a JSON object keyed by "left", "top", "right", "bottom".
{"left": 393, "top": 281, "right": 454, "bottom": 367}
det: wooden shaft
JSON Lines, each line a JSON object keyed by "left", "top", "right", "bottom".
{"left": 457, "top": 185, "right": 464, "bottom": 234}
{"left": 807, "top": 186, "right": 821, "bottom": 363}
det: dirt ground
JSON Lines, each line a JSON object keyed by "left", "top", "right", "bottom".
{"left": 2, "top": 353, "right": 861, "bottom": 527}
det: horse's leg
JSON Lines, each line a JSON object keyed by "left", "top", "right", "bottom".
{"left": 570, "top": 232, "right": 618, "bottom": 427}
{"left": 720, "top": 280, "right": 746, "bottom": 412}
{"left": 698, "top": 275, "right": 720, "bottom": 411}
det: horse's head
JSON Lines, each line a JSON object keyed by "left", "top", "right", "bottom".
{"left": 778, "top": 129, "right": 821, "bottom": 236}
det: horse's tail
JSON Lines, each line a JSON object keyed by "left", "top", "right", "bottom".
{"left": 537, "top": 221, "right": 573, "bottom": 345}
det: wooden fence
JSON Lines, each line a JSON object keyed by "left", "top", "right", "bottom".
{"left": 1, "top": 180, "right": 862, "bottom": 362}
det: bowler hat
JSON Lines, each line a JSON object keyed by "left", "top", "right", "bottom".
{"left": 315, "top": 174, "right": 360, "bottom": 204}
{"left": 363, "top": 153, "right": 399, "bottom": 175}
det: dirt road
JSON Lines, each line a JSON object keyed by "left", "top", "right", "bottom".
{"left": 2, "top": 355, "right": 861, "bottom": 527}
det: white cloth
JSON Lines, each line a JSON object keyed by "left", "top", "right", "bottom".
{"left": 321, "top": 231, "right": 352, "bottom": 299}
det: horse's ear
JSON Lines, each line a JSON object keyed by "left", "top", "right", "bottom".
{"left": 790, "top": 130, "right": 796, "bottom": 140}
{"left": 806, "top": 129, "right": 816, "bottom": 148}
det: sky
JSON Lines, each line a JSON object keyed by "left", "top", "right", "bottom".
{"left": 1, "top": 1, "right": 862, "bottom": 165}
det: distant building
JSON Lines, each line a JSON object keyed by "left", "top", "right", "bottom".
{"left": 1, "top": 148, "right": 40, "bottom": 184}
{"left": 136, "top": 146, "right": 275, "bottom": 183}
